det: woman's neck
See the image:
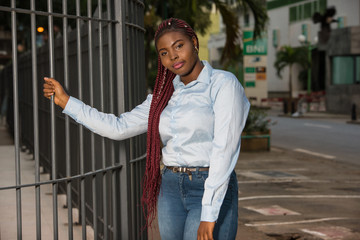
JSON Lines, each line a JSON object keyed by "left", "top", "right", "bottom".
{"left": 180, "top": 60, "right": 204, "bottom": 85}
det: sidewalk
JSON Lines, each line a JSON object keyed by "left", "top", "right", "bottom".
{"left": 0, "top": 122, "right": 94, "bottom": 240}
{"left": 268, "top": 105, "right": 359, "bottom": 124}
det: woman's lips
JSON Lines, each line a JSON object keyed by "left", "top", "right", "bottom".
{"left": 172, "top": 62, "right": 184, "bottom": 69}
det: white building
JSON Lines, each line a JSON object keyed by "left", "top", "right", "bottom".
{"left": 267, "top": 0, "right": 360, "bottom": 100}
{"left": 208, "top": 0, "right": 360, "bottom": 113}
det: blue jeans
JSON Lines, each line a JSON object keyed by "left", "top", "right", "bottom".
{"left": 157, "top": 168, "right": 238, "bottom": 240}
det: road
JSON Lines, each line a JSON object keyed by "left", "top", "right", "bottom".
{"left": 235, "top": 112, "right": 360, "bottom": 239}
{"left": 269, "top": 114, "right": 360, "bottom": 166}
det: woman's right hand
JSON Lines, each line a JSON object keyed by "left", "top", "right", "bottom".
{"left": 43, "top": 77, "right": 70, "bottom": 109}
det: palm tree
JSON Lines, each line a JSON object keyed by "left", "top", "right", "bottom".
{"left": 144, "top": 0, "right": 269, "bottom": 89}
{"left": 274, "top": 45, "right": 309, "bottom": 109}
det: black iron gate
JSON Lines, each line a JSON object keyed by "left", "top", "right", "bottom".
{"left": 0, "top": 0, "right": 147, "bottom": 239}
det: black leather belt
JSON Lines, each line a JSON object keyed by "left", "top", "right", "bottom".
{"left": 165, "top": 166, "right": 209, "bottom": 181}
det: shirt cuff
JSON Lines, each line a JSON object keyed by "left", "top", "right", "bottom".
{"left": 62, "top": 96, "right": 83, "bottom": 120}
{"left": 200, "top": 205, "right": 219, "bottom": 222}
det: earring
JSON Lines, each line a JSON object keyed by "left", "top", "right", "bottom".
{"left": 195, "top": 46, "right": 199, "bottom": 53}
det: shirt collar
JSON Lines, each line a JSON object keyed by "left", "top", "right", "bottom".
{"left": 173, "top": 60, "right": 213, "bottom": 90}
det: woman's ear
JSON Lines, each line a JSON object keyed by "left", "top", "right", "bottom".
{"left": 192, "top": 36, "right": 199, "bottom": 53}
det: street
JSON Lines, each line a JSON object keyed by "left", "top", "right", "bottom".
{"left": 235, "top": 112, "right": 360, "bottom": 240}
{"left": 269, "top": 114, "right": 360, "bottom": 166}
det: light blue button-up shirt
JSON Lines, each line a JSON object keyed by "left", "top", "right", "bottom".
{"left": 63, "top": 61, "right": 250, "bottom": 222}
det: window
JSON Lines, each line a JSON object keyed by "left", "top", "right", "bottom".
{"left": 313, "top": 1, "right": 319, "bottom": 13}
{"left": 332, "top": 56, "right": 359, "bottom": 85}
{"left": 319, "top": 0, "right": 327, "bottom": 14}
{"left": 289, "top": 6, "right": 297, "bottom": 22}
{"left": 298, "top": 4, "right": 303, "bottom": 20}
{"left": 304, "top": 2, "right": 312, "bottom": 19}
{"left": 289, "top": 0, "right": 326, "bottom": 23}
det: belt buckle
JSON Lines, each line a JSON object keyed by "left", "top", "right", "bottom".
{"left": 171, "top": 167, "right": 192, "bottom": 181}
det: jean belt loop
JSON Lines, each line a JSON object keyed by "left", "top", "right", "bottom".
{"left": 186, "top": 169, "right": 193, "bottom": 181}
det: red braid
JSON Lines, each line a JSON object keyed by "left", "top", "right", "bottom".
{"left": 141, "top": 18, "right": 199, "bottom": 228}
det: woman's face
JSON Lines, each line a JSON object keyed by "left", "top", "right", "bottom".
{"left": 156, "top": 31, "right": 203, "bottom": 84}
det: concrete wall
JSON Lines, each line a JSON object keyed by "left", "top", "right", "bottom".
{"left": 325, "top": 26, "right": 360, "bottom": 114}
{"left": 326, "top": 85, "right": 360, "bottom": 115}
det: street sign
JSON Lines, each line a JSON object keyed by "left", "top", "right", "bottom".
{"left": 243, "top": 31, "right": 267, "bottom": 55}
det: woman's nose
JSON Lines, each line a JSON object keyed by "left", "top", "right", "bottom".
{"left": 170, "top": 52, "right": 178, "bottom": 60}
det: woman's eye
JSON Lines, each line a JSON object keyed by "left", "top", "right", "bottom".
{"left": 160, "top": 51, "right": 167, "bottom": 56}
{"left": 176, "top": 43, "right": 183, "bottom": 49}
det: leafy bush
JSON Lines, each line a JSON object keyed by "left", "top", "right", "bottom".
{"left": 243, "top": 108, "right": 275, "bottom": 134}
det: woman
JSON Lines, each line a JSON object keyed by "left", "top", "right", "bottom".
{"left": 44, "top": 18, "right": 250, "bottom": 240}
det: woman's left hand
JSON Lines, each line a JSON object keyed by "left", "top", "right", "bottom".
{"left": 197, "top": 221, "right": 215, "bottom": 240}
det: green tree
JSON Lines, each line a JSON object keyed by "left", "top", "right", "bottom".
{"left": 274, "top": 45, "right": 309, "bottom": 104}
{"left": 144, "top": 0, "right": 268, "bottom": 89}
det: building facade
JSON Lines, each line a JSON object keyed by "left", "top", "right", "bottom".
{"left": 206, "top": 0, "right": 360, "bottom": 114}
{"left": 267, "top": 0, "right": 360, "bottom": 114}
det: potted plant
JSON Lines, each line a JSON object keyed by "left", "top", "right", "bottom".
{"left": 241, "top": 108, "right": 275, "bottom": 152}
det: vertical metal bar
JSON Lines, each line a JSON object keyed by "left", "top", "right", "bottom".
{"left": 135, "top": 2, "right": 145, "bottom": 234}
{"left": 135, "top": 2, "right": 140, "bottom": 108}
{"left": 114, "top": 0, "right": 132, "bottom": 238}
{"left": 127, "top": 1, "right": 133, "bottom": 110}
{"left": 130, "top": 163, "right": 136, "bottom": 237}
{"left": 97, "top": 1, "right": 108, "bottom": 238}
{"left": 106, "top": 0, "right": 117, "bottom": 238}
{"left": 129, "top": 2, "right": 138, "bottom": 234}
{"left": 30, "top": 0, "right": 41, "bottom": 239}
{"left": 75, "top": 0, "right": 86, "bottom": 239}
{"left": 48, "top": 0, "right": 58, "bottom": 238}
{"left": 86, "top": 0, "right": 97, "bottom": 238}
{"left": 130, "top": 2, "right": 139, "bottom": 234}
{"left": 138, "top": 1, "right": 146, "bottom": 234}
{"left": 11, "top": 0, "right": 22, "bottom": 239}
{"left": 135, "top": 1, "right": 140, "bottom": 109}
{"left": 62, "top": 1, "right": 73, "bottom": 239}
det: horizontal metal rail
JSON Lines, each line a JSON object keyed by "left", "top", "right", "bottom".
{"left": 0, "top": 153, "right": 147, "bottom": 191}
{"left": 125, "top": 22, "right": 146, "bottom": 33}
{"left": 129, "top": 153, "right": 147, "bottom": 163}
{"left": 0, "top": 164, "right": 122, "bottom": 191}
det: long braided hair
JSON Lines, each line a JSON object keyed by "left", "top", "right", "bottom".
{"left": 142, "top": 18, "right": 199, "bottom": 227}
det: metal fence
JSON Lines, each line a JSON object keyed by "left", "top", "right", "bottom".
{"left": 0, "top": 0, "right": 147, "bottom": 239}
